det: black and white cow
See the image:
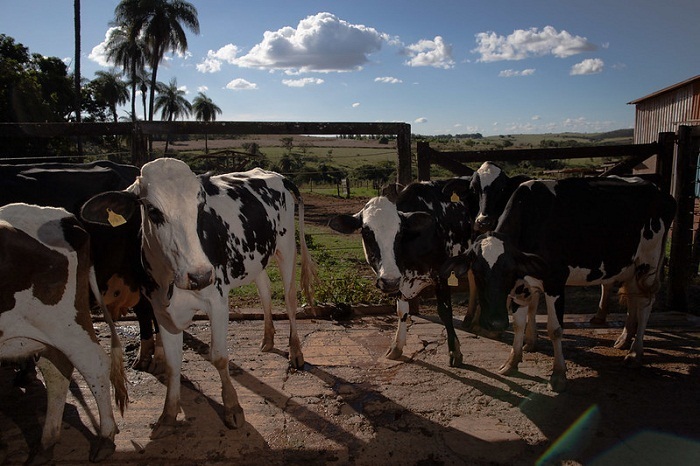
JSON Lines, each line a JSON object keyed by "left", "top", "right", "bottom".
{"left": 442, "top": 176, "right": 676, "bottom": 391}
{"left": 81, "top": 158, "right": 316, "bottom": 438}
{"left": 0, "top": 161, "right": 160, "bottom": 372}
{"left": 456, "top": 161, "right": 613, "bottom": 345}
{"left": 0, "top": 203, "right": 127, "bottom": 463}
{"left": 329, "top": 179, "right": 472, "bottom": 367}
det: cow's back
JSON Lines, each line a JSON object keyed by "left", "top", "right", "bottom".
{"left": 197, "top": 169, "right": 296, "bottom": 291}
{"left": 497, "top": 177, "right": 676, "bottom": 274}
{"left": 396, "top": 180, "right": 472, "bottom": 266}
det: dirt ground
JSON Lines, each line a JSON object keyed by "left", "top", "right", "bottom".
{"left": 2, "top": 192, "right": 700, "bottom": 465}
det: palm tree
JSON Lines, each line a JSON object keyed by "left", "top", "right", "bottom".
{"left": 92, "top": 70, "right": 130, "bottom": 122}
{"left": 113, "top": 0, "right": 199, "bottom": 123}
{"left": 154, "top": 78, "right": 191, "bottom": 154}
{"left": 74, "top": 0, "right": 83, "bottom": 156}
{"left": 105, "top": 25, "right": 147, "bottom": 122}
{"left": 192, "top": 92, "right": 222, "bottom": 154}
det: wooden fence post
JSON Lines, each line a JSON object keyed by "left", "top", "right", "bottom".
{"left": 396, "top": 124, "right": 412, "bottom": 185}
{"left": 668, "top": 126, "right": 695, "bottom": 312}
{"left": 417, "top": 141, "right": 431, "bottom": 181}
{"left": 656, "top": 132, "right": 675, "bottom": 193}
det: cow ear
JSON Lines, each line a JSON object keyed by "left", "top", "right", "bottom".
{"left": 440, "top": 249, "right": 476, "bottom": 279}
{"left": 516, "top": 251, "right": 548, "bottom": 279}
{"left": 381, "top": 183, "right": 404, "bottom": 202}
{"left": 81, "top": 191, "right": 139, "bottom": 227}
{"left": 328, "top": 214, "right": 362, "bottom": 234}
{"left": 402, "top": 211, "right": 434, "bottom": 233}
{"left": 441, "top": 177, "right": 471, "bottom": 203}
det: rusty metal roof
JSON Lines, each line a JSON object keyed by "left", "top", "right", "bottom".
{"left": 628, "top": 74, "right": 700, "bottom": 105}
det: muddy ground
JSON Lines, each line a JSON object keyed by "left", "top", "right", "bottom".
{"left": 1, "top": 192, "right": 699, "bottom": 465}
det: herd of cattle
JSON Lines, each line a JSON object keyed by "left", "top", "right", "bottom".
{"left": 0, "top": 157, "right": 675, "bottom": 463}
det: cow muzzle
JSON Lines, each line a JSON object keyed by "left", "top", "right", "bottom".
{"left": 474, "top": 215, "right": 497, "bottom": 233}
{"left": 376, "top": 276, "right": 400, "bottom": 294}
{"left": 177, "top": 266, "right": 214, "bottom": 291}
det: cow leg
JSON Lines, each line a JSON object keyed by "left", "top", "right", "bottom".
{"left": 151, "top": 327, "right": 184, "bottom": 439}
{"left": 436, "top": 283, "right": 462, "bottom": 367}
{"left": 31, "top": 352, "right": 72, "bottom": 465}
{"left": 207, "top": 300, "right": 245, "bottom": 430}
{"left": 275, "top": 244, "right": 304, "bottom": 369}
{"left": 523, "top": 290, "right": 539, "bottom": 352}
{"left": 499, "top": 306, "right": 527, "bottom": 375}
{"left": 545, "top": 293, "right": 567, "bottom": 392}
{"left": 133, "top": 299, "right": 163, "bottom": 373}
{"left": 622, "top": 281, "right": 653, "bottom": 366}
{"left": 614, "top": 283, "right": 637, "bottom": 350}
{"left": 590, "top": 284, "right": 611, "bottom": 326}
{"left": 386, "top": 299, "right": 410, "bottom": 360}
{"left": 462, "top": 269, "right": 480, "bottom": 330}
{"left": 256, "top": 271, "right": 275, "bottom": 352}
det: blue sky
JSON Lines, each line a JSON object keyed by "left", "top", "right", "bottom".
{"left": 2, "top": 0, "right": 699, "bottom": 136}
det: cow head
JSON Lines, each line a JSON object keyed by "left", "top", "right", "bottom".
{"left": 81, "top": 158, "right": 214, "bottom": 292}
{"left": 441, "top": 231, "right": 546, "bottom": 332}
{"left": 328, "top": 195, "right": 434, "bottom": 297}
{"left": 471, "top": 162, "right": 530, "bottom": 234}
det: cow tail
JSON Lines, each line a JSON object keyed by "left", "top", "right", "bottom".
{"left": 89, "top": 266, "right": 129, "bottom": 415}
{"left": 294, "top": 193, "right": 318, "bottom": 306}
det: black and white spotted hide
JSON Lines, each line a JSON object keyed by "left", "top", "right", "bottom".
{"left": 330, "top": 179, "right": 472, "bottom": 367}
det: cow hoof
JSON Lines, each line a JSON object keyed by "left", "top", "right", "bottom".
{"left": 385, "top": 346, "right": 403, "bottom": 360}
{"left": 150, "top": 415, "right": 179, "bottom": 440}
{"left": 549, "top": 372, "right": 568, "bottom": 393}
{"left": 289, "top": 353, "right": 305, "bottom": 370}
{"left": 623, "top": 353, "right": 642, "bottom": 367}
{"left": 132, "top": 354, "right": 153, "bottom": 372}
{"left": 449, "top": 351, "right": 463, "bottom": 367}
{"left": 224, "top": 405, "right": 246, "bottom": 429}
{"left": 260, "top": 338, "right": 274, "bottom": 352}
{"left": 589, "top": 316, "right": 607, "bottom": 326}
{"left": 613, "top": 336, "right": 632, "bottom": 350}
{"left": 148, "top": 357, "right": 166, "bottom": 376}
{"left": 89, "top": 437, "right": 116, "bottom": 463}
{"left": 26, "top": 445, "right": 54, "bottom": 466}
{"left": 498, "top": 361, "right": 519, "bottom": 376}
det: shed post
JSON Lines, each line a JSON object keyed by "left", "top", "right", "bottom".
{"left": 668, "top": 126, "right": 695, "bottom": 312}
{"left": 656, "top": 132, "right": 675, "bottom": 193}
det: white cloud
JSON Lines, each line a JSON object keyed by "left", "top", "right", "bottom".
{"left": 570, "top": 58, "right": 604, "bottom": 75}
{"left": 375, "top": 76, "right": 402, "bottom": 84}
{"left": 473, "top": 26, "right": 596, "bottom": 62}
{"left": 498, "top": 68, "right": 536, "bottom": 77}
{"left": 89, "top": 27, "right": 121, "bottom": 67}
{"left": 415, "top": 117, "right": 428, "bottom": 123}
{"left": 352, "top": 102, "right": 361, "bottom": 108}
{"left": 225, "top": 78, "right": 257, "bottom": 90}
{"left": 233, "top": 12, "right": 389, "bottom": 73}
{"left": 404, "top": 36, "right": 454, "bottom": 69}
{"left": 198, "top": 85, "right": 209, "bottom": 92}
{"left": 197, "top": 44, "right": 240, "bottom": 73}
{"left": 282, "top": 77, "right": 325, "bottom": 87}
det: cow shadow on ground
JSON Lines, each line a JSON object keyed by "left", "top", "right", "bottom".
{"left": 176, "top": 330, "right": 541, "bottom": 465}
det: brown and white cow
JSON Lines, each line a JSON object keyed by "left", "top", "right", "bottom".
{"left": 0, "top": 161, "right": 160, "bottom": 373}
{"left": 81, "top": 158, "right": 316, "bottom": 439}
{"left": 0, "top": 203, "right": 127, "bottom": 463}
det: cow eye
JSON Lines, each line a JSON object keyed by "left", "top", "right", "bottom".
{"left": 144, "top": 203, "right": 165, "bottom": 225}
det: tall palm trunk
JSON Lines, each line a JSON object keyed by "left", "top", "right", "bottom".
{"left": 73, "top": 0, "right": 82, "bottom": 157}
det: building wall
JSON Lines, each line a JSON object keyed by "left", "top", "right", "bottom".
{"left": 633, "top": 83, "right": 699, "bottom": 144}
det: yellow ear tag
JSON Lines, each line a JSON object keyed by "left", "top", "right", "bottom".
{"left": 450, "top": 192, "right": 460, "bottom": 203}
{"left": 447, "top": 271, "right": 459, "bottom": 287}
{"left": 106, "top": 208, "right": 127, "bottom": 227}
